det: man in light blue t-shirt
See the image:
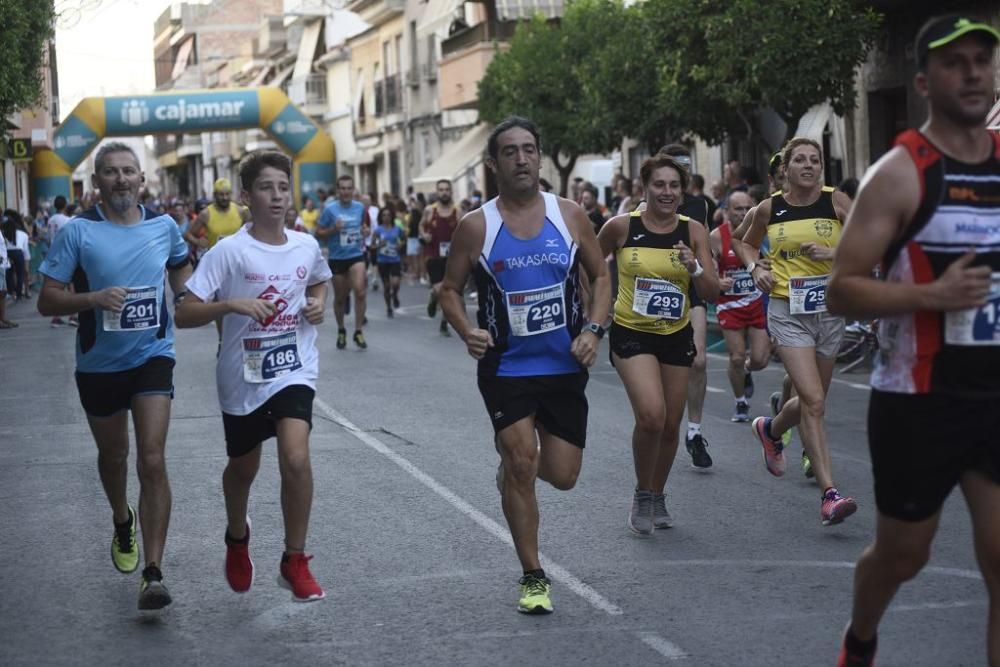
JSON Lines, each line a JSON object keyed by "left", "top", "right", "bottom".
{"left": 38, "top": 142, "right": 191, "bottom": 612}
{"left": 314, "top": 174, "right": 369, "bottom": 350}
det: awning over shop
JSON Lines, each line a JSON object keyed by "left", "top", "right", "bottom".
{"left": 171, "top": 37, "right": 195, "bottom": 81}
{"left": 417, "top": 0, "right": 459, "bottom": 35}
{"left": 988, "top": 97, "right": 1000, "bottom": 131}
{"left": 412, "top": 124, "right": 491, "bottom": 190}
{"left": 293, "top": 20, "right": 323, "bottom": 80}
{"left": 795, "top": 101, "right": 831, "bottom": 143}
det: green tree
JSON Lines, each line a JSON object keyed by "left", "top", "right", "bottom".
{"left": 0, "top": 0, "right": 56, "bottom": 140}
{"left": 700, "top": 0, "right": 881, "bottom": 149}
{"left": 478, "top": 0, "right": 629, "bottom": 196}
{"left": 590, "top": 0, "right": 880, "bottom": 155}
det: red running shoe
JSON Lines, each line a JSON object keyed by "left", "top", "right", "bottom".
{"left": 279, "top": 553, "right": 325, "bottom": 602}
{"left": 751, "top": 416, "right": 785, "bottom": 477}
{"left": 224, "top": 517, "right": 253, "bottom": 593}
{"left": 821, "top": 488, "right": 858, "bottom": 526}
{"left": 836, "top": 634, "right": 876, "bottom": 667}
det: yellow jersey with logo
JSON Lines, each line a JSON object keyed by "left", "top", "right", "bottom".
{"left": 205, "top": 203, "right": 244, "bottom": 248}
{"left": 614, "top": 212, "right": 693, "bottom": 335}
{"left": 766, "top": 187, "right": 841, "bottom": 299}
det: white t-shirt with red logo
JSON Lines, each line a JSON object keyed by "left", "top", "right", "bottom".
{"left": 186, "top": 225, "right": 333, "bottom": 415}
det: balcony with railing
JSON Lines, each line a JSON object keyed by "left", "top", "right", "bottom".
{"left": 438, "top": 20, "right": 518, "bottom": 110}
{"left": 288, "top": 73, "right": 328, "bottom": 118}
{"left": 373, "top": 74, "right": 403, "bottom": 118}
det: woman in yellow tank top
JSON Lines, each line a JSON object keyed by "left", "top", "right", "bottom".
{"left": 597, "top": 154, "right": 718, "bottom": 535}
{"left": 733, "top": 137, "right": 858, "bottom": 527}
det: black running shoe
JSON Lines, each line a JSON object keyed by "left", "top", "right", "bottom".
{"left": 336, "top": 329, "right": 347, "bottom": 350}
{"left": 685, "top": 434, "right": 713, "bottom": 469}
{"left": 353, "top": 331, "right": 367, "bottom": 349}
{"left": 744, "top": 370, "right": 754, "bottom": 398}
{"left": 138, "top": 565, "right": 172, "bottom": 611}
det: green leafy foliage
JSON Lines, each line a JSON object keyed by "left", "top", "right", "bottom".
{"left": 480, "top": 0, "right": 881, "bottom": 167}
{"left": 0, "top": 0, "right": 56, "bottom": 139}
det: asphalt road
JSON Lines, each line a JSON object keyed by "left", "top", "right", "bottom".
{"left": 0, "top": 282, "right": 988, "bottom": 666}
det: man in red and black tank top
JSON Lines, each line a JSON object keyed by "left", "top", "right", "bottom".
{"left": 709, "top": 191, "right": 770, "bottom": 423}
{"left": 828, "top": 16, "right": 1000, "bottom": 667}
{"left": 420, "top": 179, "right": 460, "bottom": 335}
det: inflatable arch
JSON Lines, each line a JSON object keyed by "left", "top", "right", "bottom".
{"left": 31, "top": 87, "right": 335, "bottom": 208}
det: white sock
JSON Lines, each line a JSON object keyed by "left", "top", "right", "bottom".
{"left": 735, "top": 396, "right": 747, "bottom": 404}
{"left": 687, "top": 422, "right": 701, "bottom": 439}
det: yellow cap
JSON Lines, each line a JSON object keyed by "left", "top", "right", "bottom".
{"left": 213, "top": 178, "right": 232, "bottom": 193}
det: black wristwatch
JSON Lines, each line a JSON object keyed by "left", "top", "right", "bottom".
{"left": 585, "top": 322, "right": 606, "bottom": 339}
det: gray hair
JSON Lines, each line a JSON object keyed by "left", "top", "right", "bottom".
{"left": 94, "top": 141, "right": 141, "bottom": 173}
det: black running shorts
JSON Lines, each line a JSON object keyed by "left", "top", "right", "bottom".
{"left": 868, "top": 389, "right": 1000, "bottom": 522}
{"left": 222, "top": 385, "right": 315, "bottom": 458}
{"left": 609, "top": 322, "right": 696, "bottom": 367}
{"left": 328, "top": 255, "right": 364, "bottom": 276}
{"left": 377, "top": 263, "right": 402, "bottom": 280}
{"left": 477, "top": 371, "right": 589, "bottom": 448}
{"left": 75, "top": 356, "right": 175, "bottom": 417}
{"left": 426, "top": 257, "right": 447, "bottom": 285}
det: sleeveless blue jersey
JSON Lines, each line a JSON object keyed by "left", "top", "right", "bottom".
{"left": 474, "top": 192, "right": 584, "bottom": 377}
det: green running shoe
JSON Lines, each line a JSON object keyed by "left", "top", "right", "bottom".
{"left": 518, "top": 573, "right": 553, "bottom": 614}
{"left": 802, "top": 452, "right": 815, "bottom": 479}
{"left": 769, "top": 391, "right": 792, "bottom": 447}
{"left": 111, "top": 505, "right": 139, "bottom": 574}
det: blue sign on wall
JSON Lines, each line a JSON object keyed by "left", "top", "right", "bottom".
{"left": 53, "top": 115, "right": 100, "bottom": 168}
{"left": 105, "top": 91, "right": 260, "bottom": 135}
{"left": 267, "top": 104, "right": 319, "bottom": 155}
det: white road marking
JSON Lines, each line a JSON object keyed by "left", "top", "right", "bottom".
{"left": 638, "top": 632, "right": 689, "bottom": 660}
{"left": 705, "top": 385, "right": 726, "bottom": 394}
{"left": 314, "top": 397, "right": 625, "bottom": 616}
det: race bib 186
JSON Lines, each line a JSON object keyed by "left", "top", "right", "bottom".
{"left": 506, "top": 282, "right": 566, "bottom": 336}
{"left": 945, "top": 273, "right": 1000, "bottom": 346}
{"left": 632, "top": 277, "right": 686, "bottom": 320}
{"left": 789, "top": 275, "right": 828, "bottom": 314}
{"left": 725, "top": 269, "right": 756, "bottom": 296}
{"left": 242, "top": 332, "right": 302, "bottom": 383}
{"left": 103, "top": 286, "right": 159, "bottom": 331}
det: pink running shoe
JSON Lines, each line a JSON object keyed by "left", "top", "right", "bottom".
{"left": 821, "top": 488, "right": 858, "bottom": 526}
{"left": 751, "top": 416, "right": 785, "bottom": 477}
{"left": 279, "top": 553, "right": 325, "bottom": 602}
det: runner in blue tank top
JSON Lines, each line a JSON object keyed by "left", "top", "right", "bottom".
{"left": 438, "top": 117, "right": 611, "bottom": 615}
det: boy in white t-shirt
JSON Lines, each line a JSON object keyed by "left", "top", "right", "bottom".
{"left": 175, "top": 151, "right": 332, "bottom": 602}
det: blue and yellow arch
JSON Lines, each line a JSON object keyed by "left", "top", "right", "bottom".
{"left": 32, "top": 87, "right": 335, "bottom": 208}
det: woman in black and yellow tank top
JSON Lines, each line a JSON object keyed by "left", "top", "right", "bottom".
{"left": 733, "top": 137, "right": 858, "bottom": 527}
{"left": 597, "top": 154, "right": 719, "bottom": 535}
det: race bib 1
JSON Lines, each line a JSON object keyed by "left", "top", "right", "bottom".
{"left": 506, "top": 282, "right": 566, "bottom": 337}
{"left": 103, "top": 286, "right": 159, "bottom": 331}
{"left": 944, "top": 273, "right": 1000, "bottom": 346}
{"left": 632, "top": 277, "right": 686, "bottom": 320}
{"left": 726, "top": 269, "right": 756, "bottom": 296}
{"left": 439, "top": 241, "right": 451, "bottom": 257}
{"left": 789, "top": 275, "right": 828, "bottom": 314}
{"left": 340, "top": 229, "right": 361, "bottom": 246}
{"left": 242, "top": 331, "right": 302, "bottom": 383}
